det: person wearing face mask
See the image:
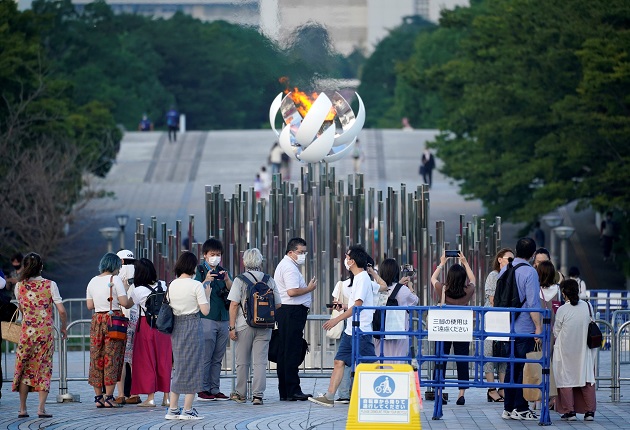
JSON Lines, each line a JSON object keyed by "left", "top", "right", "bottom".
{"left": 273, "top": 237, "right": 317, "bottom": 401}
{"left": 5, "top": 252, "right": 24, "bottom": 299}
{"left": 310, "top": 245, "right": 376, "bottom": 407}
{"left": 194, "top": 238, "right": 233, "bottom": 401}
{"left": 114, "top": 250, "right": 142, "bottom": 405}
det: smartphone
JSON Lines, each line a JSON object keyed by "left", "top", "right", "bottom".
{"left": 326, "top": 303, "right": 341, "bottom": 309}
{"left": 445, "top": 250, "right": 460, "bottom": 258}
{"left": 211, "top": 270, "right": 225, "bottom": 280}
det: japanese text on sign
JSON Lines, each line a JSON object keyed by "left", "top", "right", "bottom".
{"left": 427, "top": 309, "right": 474, "bottom": 341}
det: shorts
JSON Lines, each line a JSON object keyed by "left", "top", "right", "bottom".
{"left": 335, "top": 332, "right": 376, "bottom": 367}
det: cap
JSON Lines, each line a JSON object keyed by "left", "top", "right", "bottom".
{"left": 116, "top": 250, "right": 135, "bottom": 261}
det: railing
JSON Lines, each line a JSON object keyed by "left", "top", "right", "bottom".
{"left": 588, "top": 290, "right": 629, "bottom": 326}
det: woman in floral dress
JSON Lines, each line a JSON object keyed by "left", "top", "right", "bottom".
{"left": 12, "top": 252, "right": 68, "bottom": 419}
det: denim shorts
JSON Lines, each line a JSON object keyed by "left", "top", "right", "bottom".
{"left": 335, "top": 332, "right": 376, "bottom": 367}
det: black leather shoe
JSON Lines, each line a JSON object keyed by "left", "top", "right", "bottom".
{"left": 289, "top": 393, "right": 311, "bottom": 401}
{"left": 280, "top": 397, "right": 288, "bottom": 401}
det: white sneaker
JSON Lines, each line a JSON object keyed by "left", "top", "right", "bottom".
{"left": 164, "top": 407, "right": 181, "bottom": 420}
{"left": 501, "top": 410, "right": 512, "bottom": 420}
{"left": 179, "top": 408, "right": 203, "bottom": 420}
{"left": 511, "top": 409, "right": 538, "bottom": 421}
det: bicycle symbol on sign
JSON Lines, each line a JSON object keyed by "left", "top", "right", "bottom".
{"left": 373, "top": 376, "right": 394, "bottom": 396}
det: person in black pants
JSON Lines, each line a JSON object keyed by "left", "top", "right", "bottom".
{"left": 273, "top": 238, "right": 317, "bottom": 401}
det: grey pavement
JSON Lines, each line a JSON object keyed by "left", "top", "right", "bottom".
{"left": 1, "top": 350, "right": 629, "bottom": 428}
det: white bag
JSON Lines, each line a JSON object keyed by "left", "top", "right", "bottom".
{"left": 325, "top": 309, "right": 344, "bottom": 339}
{"left": 384, "top": 309, "right": 407, "bottom": 340}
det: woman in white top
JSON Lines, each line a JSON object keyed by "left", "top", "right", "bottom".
{"left": 568, "top": 267, "right": 588, "bottom": 299}
{"left": 553, "top": 279, "right": 597, "bottom": 421}
{"left": 164, "top": 252, "right": 210, "bottom": 421}
{"left": 86, "top": 253, "right": 132, "bottom": 408}
{"left": 373, "top": 258, "right": 418, "bottom": 363}
{"left": 129, "top": 258, "right": 172, "bottom": 407}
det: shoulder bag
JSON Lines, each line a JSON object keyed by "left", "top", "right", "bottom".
{"left": 107, "top": 276, "right": 129, "bottom": 341}
{"left": 156, "top": 281, "right": 175, "bottom": 334}
{"left": 587, "top": 301, "right": 602, "bottom": 349}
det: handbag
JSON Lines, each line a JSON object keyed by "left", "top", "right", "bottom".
{"left": 325, "top": 308, "right": 344, "bottom": 340}
{"left": 0, "top": 309, "right": 21, "bottom": 344}
{"left": 523, "top": 343, "right": 542, "bottom": 402}
{"left": 156, "top": 282, "right": 174, "bottom": 334}
{"left": 106, "top": 276, "right": 129, "bottom": 341}
{"left": 587, "top": 302, "right": 602, "bottom": 349}
{"left": 492, "top": 340, "right": 510, "bottom": 358}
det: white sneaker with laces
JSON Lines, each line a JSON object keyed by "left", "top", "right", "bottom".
{"left": 511, "top": 409, "right": 538, "bottom": 421}
{"left": 179, "top": 408, "right": 203, "bottom": 420}
{"left": 165, "top": 407, "right": 181, "bottom": 420}
{"left": 501, "top": 410, "right": 512, "bottom": 420}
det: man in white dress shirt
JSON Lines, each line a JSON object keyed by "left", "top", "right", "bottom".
{"left": 273, "top": 237, "right": 317, "bottom": 401}
{"left": 309, "top": 245, "right": 376, "bottom": 407}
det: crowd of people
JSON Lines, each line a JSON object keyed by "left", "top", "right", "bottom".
{"left": 0, "top": 235, "right": 600, "bottom": 423}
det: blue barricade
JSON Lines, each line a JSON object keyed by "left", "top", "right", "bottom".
{"left": 351, "top": 305, "right": 553, "bottom": 425}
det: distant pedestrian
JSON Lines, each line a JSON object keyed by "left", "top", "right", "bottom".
{"left": 420, "top": 146, "right": 436, "bottom": 188}
{"left": 166, "top": 107, "right": 179, "bottom": 143}
{"left": 268, "top": 142, "right": 283, "bottom": 175}
{"left": 254, "top": 174, "right": 263, "bottom": 200}
{"left": 138, "top": 114, "right": 153, "bottom": 131}
{"left": 401, "top": 117, "right": 413, "bottom": 131}
{"left": 600, "top": 211, "right": 616, "bottom": 261}
{"left": 533, "top": 221, "right": 545, "bottom": 248}
{"left": 259, "top": 166, "right": 271, "bottom": 199}
{"left": 351, "top": 139, "right": 364, "bottom": 174}
{"left": 568, "top": 266, "right": 588, "bottom": 299}
{"left": 280, "top": 152, "right": 291, "bottom": 180}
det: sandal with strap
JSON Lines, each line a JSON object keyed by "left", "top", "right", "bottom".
{"left": 487, "top": 388, "right": 504, "bottom": 402}
{"left": 103, "top": 394, "right": 123, "bottom": 408}
{"left": 95, "top": 395, "right": 106, "bottom": 408}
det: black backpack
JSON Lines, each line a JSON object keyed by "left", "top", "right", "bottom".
{"left": 493, "top": 262, "right": 528, "bottom": 310}
{"left": 372, "top": 283, "right": 404, "bottom": 339}
{"left": 142, "top": 281, "right": 166, "bottom": 329}
{"left": 237, "top": 271, "right": 276, "bottom": 328}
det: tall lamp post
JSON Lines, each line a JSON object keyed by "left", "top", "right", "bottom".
{"left": 116, "top": 214, "right": 129, "bottom": 250}
{"left": 542, "top": 214, "right": 563, "bottom": 265}
{"left": 554, "top": 226, "right": 575, "bottom": 275}
{"left": 99, "top": 227, "right": 120, "bottom": 253}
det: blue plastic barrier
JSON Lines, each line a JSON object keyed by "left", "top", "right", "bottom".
{"left": 352, "top": 305, "right": 553, "bottom": 425}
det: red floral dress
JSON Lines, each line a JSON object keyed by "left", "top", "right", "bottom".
{"left": 12, "top": 279, "right": 55, "bottom": 392}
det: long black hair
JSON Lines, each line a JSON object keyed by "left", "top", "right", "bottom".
{"left": 445, "top": 264, "right": 467, "bottom": 299}
{"left": 560, "top": 279, "right": 579, "bottom": 306}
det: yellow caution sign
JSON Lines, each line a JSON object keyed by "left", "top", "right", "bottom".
{"left": 346, "top": 363, "right": 422, "bottom": 428}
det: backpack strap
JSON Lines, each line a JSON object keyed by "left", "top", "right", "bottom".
{"left": 389, "top": 283, "right": 404, "bottom": 302}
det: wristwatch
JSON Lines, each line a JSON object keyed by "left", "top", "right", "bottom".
{"left": 228, "top": 326, "right": 235, "bottom": 331}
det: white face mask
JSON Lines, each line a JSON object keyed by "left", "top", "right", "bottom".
{"left": 295, "top": 254, "right": 306, "bottom": 265}
{"left": 344, "top": 259, "right": 352, "bottom": 271}
{"left": 207, "top": 256, "right": 221, "bottom": 267}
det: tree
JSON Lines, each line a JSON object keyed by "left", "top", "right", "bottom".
{"left": 0, "top": 0, "right": 121, "bottom": 261}
{"left": 412, "top": 0, "right": 629, "bottom": 228}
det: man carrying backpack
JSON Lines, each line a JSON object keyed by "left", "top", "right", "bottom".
{"left": 227, "top": 248, "right": 281, "bottom": 405}
{"left": 498, "top": 237, "right": 542, "bottom": 421}
{"left": 194, "top": 238, "right": 233, "bottom": 401}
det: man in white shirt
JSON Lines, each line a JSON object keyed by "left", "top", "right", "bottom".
{"left": 273, "top": 237, "right": 317, "bottom": 401}
{"left": 309, "top": 245, "right": 376, "bottom": 407}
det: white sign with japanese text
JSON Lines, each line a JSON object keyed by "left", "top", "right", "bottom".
{"left": 427, "top": 309, "right": 474, "bottom": 341}
{"left": 358, "top": 372, "right": 411, "bottom": 423}
{"left": 484, "top": 311, "right": 511, "bottom": 340}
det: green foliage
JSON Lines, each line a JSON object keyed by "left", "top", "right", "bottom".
{"left": 406, "top": 0, "right": 630, "bottom": 259}
{"left": 357, "top": 16, "right": 436, "bottom": 128}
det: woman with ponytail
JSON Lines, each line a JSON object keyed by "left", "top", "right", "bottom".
{"left": 12, "top": 252, "right": 68, "bottom": 418}
{"left": 552, "top": 279, "right": 597, "bottom": 421}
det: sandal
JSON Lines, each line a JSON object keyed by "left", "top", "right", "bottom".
{"left": 103, "top": 394, "right": 123, "bottom": 408}
{"left": 487, "top": 388, "right": 504, "bottom": 402}
{"left": 38, "top": 411, "right": 53, "bottom": 418}
{"left": 95, "top": 395, "right": 105, "bottom": 408}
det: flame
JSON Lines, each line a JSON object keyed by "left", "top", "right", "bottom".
{"left": 279, "top": 77, "right": 336, "bottom": 121}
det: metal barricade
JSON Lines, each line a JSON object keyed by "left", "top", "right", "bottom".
{"left": 613, "top": 320, "right": 630, "bottom": 402}
{"left": 353, "top": 305, "right": 553, "bottom": 425}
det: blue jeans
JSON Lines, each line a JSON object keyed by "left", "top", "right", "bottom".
{"left": 201, "top": 319, "right": 229, "bottom": 394}
{"left": 335, "top": 332, "right": 376, "bottom": 367}
{"left": 504, "top": 337, "right": 535, "bottom": 412}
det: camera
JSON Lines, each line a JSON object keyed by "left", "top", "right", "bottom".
{"left": 400, "top": 264, "right": 416, "bottom": 278}
{"left": 211, "top": 268, "right": 225, "bottom": 280}
{"left": 445, "top": 250, "right": 460, "bottom": 258}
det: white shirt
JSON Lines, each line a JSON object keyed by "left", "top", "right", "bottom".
{"left": 15, "top": 276, "right": 63, "bottom": 304}
{"left": 129, "top": 281, "right": 166, "bottom": 311}
{"left": 274, "top": 255, "right": 311, "bottom": 307}
{"left": 332, "top": 279, "right": 351, "bottom": 305}
{"left": 167, "top": 277, "right": 207, "bottom": 316}
{"left": 344, "top": 270, "right": 374, "bottom": 336}
{"left": 86, "top": 274, "right": 127, "bottom": 312}
{"left": 227, "top": 270, "right": 282, "bottom": 331}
